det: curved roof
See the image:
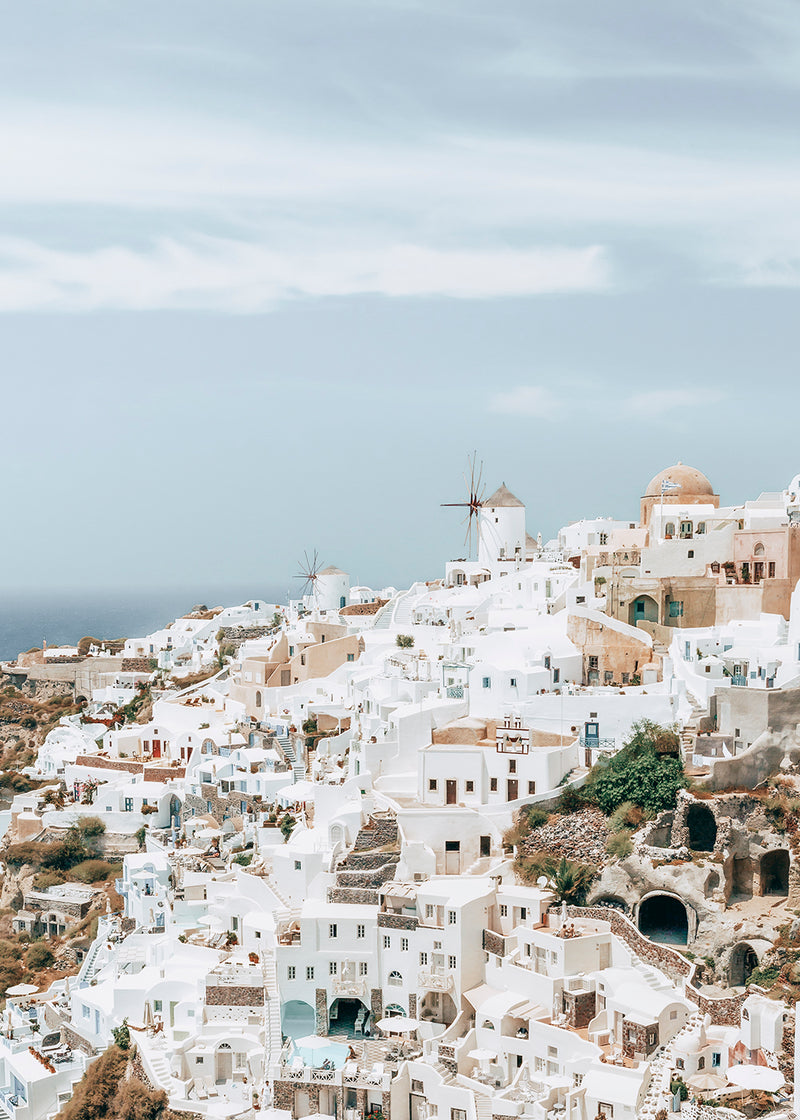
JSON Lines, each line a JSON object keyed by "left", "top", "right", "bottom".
{"left": 645, "top": 462, "right": 715, "bottom": 498}
{"left": 484, "top": 483, "right": 524, "bottom": 508}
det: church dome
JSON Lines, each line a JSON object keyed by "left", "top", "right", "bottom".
{"left": 644, "top": 462, "right": 714, "bottom": 498}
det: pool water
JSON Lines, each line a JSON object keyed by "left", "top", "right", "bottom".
{"left": 295, "top": 1041, "right": 349, "bottom": 1069}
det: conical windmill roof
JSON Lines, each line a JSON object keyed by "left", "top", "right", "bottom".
{"left": 484, "top": 483, "right": 525, "bottom": 508}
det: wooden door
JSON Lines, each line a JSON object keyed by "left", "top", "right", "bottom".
{"left": 446, "top": 780, "right": 457, "bottom": 804}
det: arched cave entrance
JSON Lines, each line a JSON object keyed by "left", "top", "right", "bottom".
{"left": 687, "top": 803, "right": 717, "bottom": 852}
{"left": 729, "top": 942, "right": 759, "bottom": 987}
{"left": 638, "top": 894, "right": 689, "bottom": 945}
{"left": 629, "top": 595, "right": 659, "bottom": 627}
{"left": 761, "top": 849, "right": 789, "bottom": 896}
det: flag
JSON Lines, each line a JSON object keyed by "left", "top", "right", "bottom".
{"left": 660, "top": 479, "right": 681, "bottom": 493}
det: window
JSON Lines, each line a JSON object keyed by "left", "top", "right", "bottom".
{"left": 500, "top": 904, "right": 508, "bottom": 917}
{"left": 255, "top": 690, "right": 262, "bottom": 707}
{"left": 288, "top": 966, "right": 296, "bottom": 980}
{"left": 330, "top": 961, "right": 337, "bottom": 975}
{"left": 306, "top": 966, "right": 314, "bottom": 980}
{"left": 622, "top": 672, "right": 629, "bottom": 684}
{"left": 359, "top": 962, "right": 368, "bottom": 976}
{"left": 294, "top": 860, "right": 302, "bottom": 871}
{"left": 329, "top": 924, "right": 338, "bottom": 938}
{"left": 664, "top": 522, "right": 675, "bottom": 537}
{"left": 688, "top": 550, "right": 694, "bottom": 558}
{"left": 544, "top": 656, "right": 551, "bottom": 670}
{"left": 401, "top": 938, "right": 409, "bottom": 951}
{"left": 509, "top": 759, "right": 517, "bottom": 773}
{"left": 429, "top": 779, "right": 438, "bottom": 791}
{"left": 154, "top": 1000, "right": 163, "bottom": 1012}
{"left": 698, "top": 1056, "right": 705, "bottom": 1070}
{"left": 452, "top": 1111, "right": 467, "bottom": 1120}
{"left": 588, "top": 655, "right": 598, "bottom": 670}
{"left": 769, "top": 561, "right": 776, "bottom": 578}
{"left": 420, "top": 952, "right": 428, "bottom": 965}
{"left": 425, "top": 904, "right": 435, "bottom": 918}
{"left": 680, "top": 520, "right": 693, "bottom": 538}
{"left": 448, "top": 955, "right": 456, "bottom": 968}
{"left": 510, "top": 677, "right": 517, "bottom": 687}
{"left": 384, "top": 936, "right": 391, "bottom": 948}
{"left": 388, "top": 970, "right": 403, "bottom": 986}
{"left": 482, "top": 677, "right": 491, "bottom": 689}
{"left": 604, "top": 671, "right": 613, "bottom": 683}
{"left": 599, "top": 533, "right": 608, "bottom": 546}
{"left": 448, "top": 910, "right": 457, "bottom": 925}
{"left": 553, "top": 669, "right": 560, "bottom": 683}
{"left": 347, "top": 653, "right": 355, "bottom": 661}
{"left": 668, "top": 600, "right": 684, "bottom": 617}
{"left": 124, "top": 798, "right": 133, "bottom": 812}
{"left": 528, "top": 781, "right": 536, "bottom": 795}
{"left": 412, "top": 1080, "right": 424, "bottom": 1094}
{"left": 676, "top": 1058, "right": 685, "bottom": 1070}
{"left": 465, "top": 780, "right": 474, "bottom": 793}
{"left": 490, "top": 778, "right": 498, "bottom": 791}
{"left": 231, "top": 916, "right": 238, "bottom": 931}
{"left": 712, "top": 1053, "right": 720, "bottom": 1067}
{"left": 357, "top": 924, "right": 365, "bottom": 939}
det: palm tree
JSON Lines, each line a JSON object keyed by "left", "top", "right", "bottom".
{"left": 540, "top": 856, "right": 595, "bottom": 904}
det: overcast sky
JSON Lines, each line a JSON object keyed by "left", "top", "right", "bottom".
{"left": 2, "top": 0, "right": 799, "bottom": 593}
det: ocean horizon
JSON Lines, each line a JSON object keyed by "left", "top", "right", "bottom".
{"left": 0, "top": 585, "right": 287, "bottom": 663}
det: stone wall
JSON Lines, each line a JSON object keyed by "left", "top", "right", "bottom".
{"left": 353, "top": 817, "right": 398, "bottom": 851}
{"left": 205, "top": 985, "right": 265, "bottom": 1006}
{"left": 184, "top": 782, "right": 261, "bottom": 822}
{"left": 482, "top": 929, "right": 507, "bottom": 957}
{"left": 563, "top": 989, "right": 596, "bottom": 1029}
{"left": 327, "top": 888, "right": 380, "bottom": 905}
{"left": 378, "top": 913, "right": 418, "bottom": 931}
{"left": 316, "top": 987, "right": 328, "bottom": 1034}
{"left": 371, "top": 987, "right": 383, "bottom": 1029}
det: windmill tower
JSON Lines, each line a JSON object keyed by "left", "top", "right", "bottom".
{"left": 478, "top": 483, "right": 527, "bottom": 570}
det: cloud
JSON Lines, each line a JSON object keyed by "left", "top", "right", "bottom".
{"left": 0, "top": 237, "right": 610, "bottom": 311}
{"left": 624, "top": 387, "right": 725, "bottom": 416}
{"left": 488, "top": 385, "right": 561, "bottom": 419}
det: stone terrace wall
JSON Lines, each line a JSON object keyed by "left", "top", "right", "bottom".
{"left": 353, "top": 817, "right": 398, "bottom": 851}
{"left": 206, "top": 985, "right": 265, "bottom": 1006}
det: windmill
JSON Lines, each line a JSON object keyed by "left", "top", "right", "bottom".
{"left": 294, "top": 549, "right": 323, "bottom": 605}
{"left": 441, "top": 452, "right": 486, "bottom": 559}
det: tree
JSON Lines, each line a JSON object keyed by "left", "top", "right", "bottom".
{"left": 584, "top": 720, "right": 685, "bottom": 816}
{"left": 26, "top": 943, "right": 55, "bottom": 970}
{"left": 112, "top": 1018, "right": 131, "bottom": 1051}
{"left": 537, "top": 856, "right": 596, "bottom": 904}
{"left": 395, "top": 634, "right": 414, "bottom": 649}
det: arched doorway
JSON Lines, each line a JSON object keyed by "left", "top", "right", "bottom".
{"left": 761, "top": 849, "right": 789, "bottom": 896}
{"left": 281, "top": 1000, "right": 315, "bottom": 1040}
{"left": 638, "top": 894, "right": 689, "bottom": 945}
{"left": 216, "top": 1042, "right": 233, "bottom": 1082}
{"left": 687, "top": 803, "right": 717, "bottom": 852}
{"left": 629, "top": 595, "right": 659, "bottom": 627}
{"left": 729, "top": 942, "right": 759, "bottom": 987}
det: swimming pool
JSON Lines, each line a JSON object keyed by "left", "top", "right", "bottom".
{"left": 294, "top": 1040, "right": 350, "bottom": 1069}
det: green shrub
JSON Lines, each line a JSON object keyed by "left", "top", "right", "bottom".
{"left": 520, "top": 805, "right": 549, "bottom": 830}
{"left": 584, "top": 720, "right": 685, "bottom": 815}
{"left": 78, "top": 816, "right": 106, "bottom": 838}
{"left": 232, "top": 853, "right": 252, "bottom": 866}
{"left": 555, "top": 786, "right": 586, "bottom": 815}
{"left": 747, "top": 964, "right": 780, "bottom": 989}
{"left": 69, "top": 859, "right": 122, "bottom": 884}
{"left": 33, "top": 870, "right": 66, "bottom": 889}
{"left": 26, "top": 943, "right": 54, "bottom": 970}
{"left": 395, "top": 634, "right": 414, "bottom": 649}
{"left": 605, "top": 830, "right": 633, "bottom": 860}
{"left": 279, "top": 813, "right": 296, "bottom": 842}
{"left": 609, "top": 801, "right": 644, "bottom": 833}
{"left": 56, "top": 1045, "right": 128, "bottom": 1120}
{"left": 135, "top": 825, "right": 147, "bottom": 849}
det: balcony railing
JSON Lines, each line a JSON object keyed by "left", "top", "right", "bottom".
{"left": 332, "top": 977, "right": 367, "bottom": 999}
{"left": 418, "top": 968, "right": 454, "bottom": 992}
{"left": 445, "top": 686, "right": 464, "bottom": 699}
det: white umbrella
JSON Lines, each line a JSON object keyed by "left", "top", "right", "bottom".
{"left": 727, "top": 1065, "right": 784, "bottom": 1093}
{"left": 687, "top": 1071, "right": 726, "bottom": 1092}
{"left": 277, "top": 781, "right": 316, "bottom": 804}
{"left": 294, "top": 1035, "right": 330, "bottom": 1050}
{"left": 6, "top": 984, "right": 38, "bottom": 997}
{"left": 377, "top": 1016, "right": 420, "bottom": 1033}
{"left": 468, "top": 1048, "right": 497, "bottom": 1063}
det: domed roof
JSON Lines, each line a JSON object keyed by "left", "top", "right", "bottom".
{"left": 645, "top": 462, "right": 715, "bottom": 498}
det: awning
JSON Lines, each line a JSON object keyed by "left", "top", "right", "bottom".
{"left": 464, "top": 984, "right": 502, "bottom": 1012}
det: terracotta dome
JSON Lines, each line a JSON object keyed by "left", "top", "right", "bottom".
{"left": 644, "top": 462, "right": 714, "bottom": 498}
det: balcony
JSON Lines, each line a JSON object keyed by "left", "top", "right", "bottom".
{"left": 418, "top": 968, "right": 454, "bottom": 993}
{"left": 332, "top": 976, "right": 367, "bottom": 999}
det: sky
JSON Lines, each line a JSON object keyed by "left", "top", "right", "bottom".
{"left": 1, "top": 0, "right": 799, "bottom": 594}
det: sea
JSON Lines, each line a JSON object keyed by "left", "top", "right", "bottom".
{"left": 0, "top": 585, "right": 287, "bottom": 663}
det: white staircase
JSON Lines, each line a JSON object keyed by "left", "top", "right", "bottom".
{"left": 276, "top": 734, "right": 305, "bottom": 783}
{"left": 473, "top": 1093, "right": 493, "bottom": 1120}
